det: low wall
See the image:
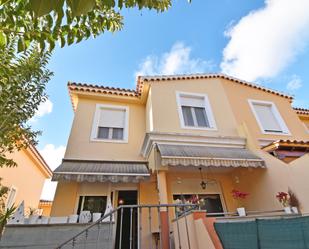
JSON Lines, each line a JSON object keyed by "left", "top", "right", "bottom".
{"left": 0, "top": 223, "right": 113, "bottom": 249}
{"left": 172, "top": 211, "right": 218, "bottom": 249}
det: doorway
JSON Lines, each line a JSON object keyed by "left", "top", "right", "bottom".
{"left": 115, "top": 190, "right": 138, "bottom": 249}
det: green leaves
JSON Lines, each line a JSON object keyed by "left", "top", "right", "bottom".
{"left": 0, "top": 38, "right": 53, "bottom": 168}
{"left": 0, "top": 0, "right": 173, "bottom": 53}
{"left": 67, "top": 0, "right": 96, "bottom": 17}
{"left": 0, "top": 32, "right": 6, "bottom": 47}
{"left": 28, "top": 0, "right": 56, "bottom": 17}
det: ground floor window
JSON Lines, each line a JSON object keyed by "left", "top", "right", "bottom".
{"left": 173, "top": 194, "right": 224, "bottom": 216}
{"left": 77, "top": 196, "right": 107, "bottom": 214}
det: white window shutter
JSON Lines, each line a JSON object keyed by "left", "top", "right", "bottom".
{"left": 180, "top": 95, "right": 204, "bottom": 107}
{"left": 99, "top": 108, "right": 125, "bottom": 128}
{"left": 253, "top": 104, "right": 282, "bottom": 131}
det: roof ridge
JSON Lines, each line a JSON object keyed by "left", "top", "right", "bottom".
{"left": 138, "top": 73, "right": 293, "bottom": 99}
{"left": 68, "top": 81, "right": 137, "bottom": 93}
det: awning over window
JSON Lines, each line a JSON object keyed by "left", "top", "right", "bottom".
{"left": 157, "top": 144, "right": 265, "bottom": 168}
{"left": 52, "top": 159, "right": 150, "bottom": 183}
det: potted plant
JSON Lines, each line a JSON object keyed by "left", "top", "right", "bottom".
{"left": 288, "top": 189, "right": 300, "bottom": 214}
{"left": 28, "top": 207, "right": 39, "bottom": 224}
{"left": 276, "top": 192, "right": 291, "bottom": 214}
{"left": 231, "top": 189, "right": 249, "bottom": 216}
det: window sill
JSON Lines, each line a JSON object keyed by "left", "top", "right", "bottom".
{"left": 90, "top": 138, "right": 129, "bottom": 144}
{"left": 181, "top": 126, "right": 218, "bottom": 131}
{"left": 261, "top": 131, "right": 291, "bottom": 136}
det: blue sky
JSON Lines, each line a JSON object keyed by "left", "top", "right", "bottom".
{"left": 35, "top": 0, "right": 309, "bottom": 199}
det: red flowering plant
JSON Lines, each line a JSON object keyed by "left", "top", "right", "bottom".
{"left": 231, "top": 189, "right": 249, "bottom": 207}
{"left": 276, "top": 192, "right": 290, "bottom": 207}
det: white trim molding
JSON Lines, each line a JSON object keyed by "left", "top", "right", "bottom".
{"left": 140, "top": 132, "right": 247, "bottom": 158}
{"left": 248, "top": 99, "right": 291, "bottom": 136}
{"left": 176, "top": 91, "right": 217, "bottom": 131}
{"left": 90, "top": 104, "right": 129, "bottom": 143}
{"left": 6, "top": 186, "right": 17, "bottom": 208}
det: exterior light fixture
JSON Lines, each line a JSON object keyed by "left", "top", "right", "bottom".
{"left": 118, "top": 199, "right": 124, "bottom": 205}
{"left": 199, "top": 167, "right": 207, "bottom": 190}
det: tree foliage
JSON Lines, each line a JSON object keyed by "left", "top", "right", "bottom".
{"left": 0, "top": 39, "right": 53, "bottom": 167}
{"left": 0, "top": 0, "right": 173, "bottom": 52}
{"left": 0, "top": 178, "right": 16, "bottom": 238}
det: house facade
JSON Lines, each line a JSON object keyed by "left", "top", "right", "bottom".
{"left": 50, "top": 74, "right": 309, "bottom": 248}
{"left": 0, "top": 145, "right": 52, "bottom": 211}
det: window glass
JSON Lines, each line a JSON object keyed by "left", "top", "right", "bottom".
{"left": 173, "top": 194, "right": 224, "bottom": 217}
{"left": 194, "top": 107, "right": 209, "bottom": 127}
{"left": 182, "top": 106, "right": 194, "bottom": 126}
{"left": 112, "top": 128, "right": 124, "bottom": 140}
{"left": 97, "top": 127, "right": 109, "bottom": 139}
{"left": 78, "top": 196, "right": 107, "bottom": 214}
{"left": 178, "top": 94, "right": 214, "bottom": 129}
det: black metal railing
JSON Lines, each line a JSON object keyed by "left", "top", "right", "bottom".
{"left": 55, "top": 204, "right": 198, "bottom": 249}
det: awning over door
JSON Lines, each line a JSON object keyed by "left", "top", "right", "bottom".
{"left": 52, "top": 159, "right": 150, "bottom": 183}
{"left": 157, "top": 144, "right": 265, "bottom": 168}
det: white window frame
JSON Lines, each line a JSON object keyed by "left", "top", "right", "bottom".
{"left": 302, "top": 122, "right": 309, "bottom": 134}
{"left": 90, "top": 104, "right": 129, "bottom": 143}
{"left": 6, "top": 186, "right": 17, "bottom": 208}
{"left": 248, "top": 99, "right": 290, "bottom": 135}
{"left": 176, "top": 91, "right": 217, "bottom": 131}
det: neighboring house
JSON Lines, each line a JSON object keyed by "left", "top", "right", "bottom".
{"left": 0, "top": 145, "right": 52, "bottom": 210}
{"left": 49, "top": 73, "right": 309, "bottom": 248}
{"left": 38, "top": 200, "right": 53, "bottom": 216}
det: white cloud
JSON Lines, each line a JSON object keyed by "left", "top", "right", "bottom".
{"left": 39, "top": 144, "right": 66, "bottom": 200}
{"left": 30, "top": 99, "right": 53, "bottom": 122}
{"left": 135, "top": 42, "right": 214, "bottom": 77}
{"left": 286, "top": 75, "right": 302, "bottom": 90}
{"left": 221, "top": 0, "right": 309, "bottom": 82}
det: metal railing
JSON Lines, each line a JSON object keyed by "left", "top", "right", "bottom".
{"left": 55, "top": 204, "right": 198, "bottom": 249}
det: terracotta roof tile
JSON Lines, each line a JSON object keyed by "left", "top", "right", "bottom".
{"left": 294, "top": 107, "right": 309, "bottom": 115}
{"left": 137, "top": 73, "right": 293, "bottom": 99}
{"left": 68, "top": 82, "right": 140, "bottom": 97}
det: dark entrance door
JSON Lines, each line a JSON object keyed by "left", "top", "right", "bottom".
{"left": 115, "top": 191, "right": 138, "bottom": 249}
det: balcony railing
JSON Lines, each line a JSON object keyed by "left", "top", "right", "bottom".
{"left": 56, "top": 203, "right": 198, "bottom": 249}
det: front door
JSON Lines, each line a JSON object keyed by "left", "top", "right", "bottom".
{"left": 115, "top": 190, "right": 138, "bottom": 249}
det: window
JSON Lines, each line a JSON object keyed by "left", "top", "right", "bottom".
{"left": 177, "top": 92, "right": 216, "bottom": 130}
{"left": 6, "top": 187, "right": 17, "bottom": 208}
{"left": 77, "top": 196, "right": 107, "bottom": 214}
{"left": 173, "top": 194, "right": 224, "bottom": 217}
{"left": 91, "top": 104, "right": 129, "bottom": 142}
{"left": 248, "top": 100, "right": 290, "bottom": 134}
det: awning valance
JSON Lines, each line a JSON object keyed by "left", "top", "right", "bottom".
{"left": 52, "top": 159, "right": 150, "bottom": 183}
{"left": 157, "top": 144, "right": 265, "bottom": 168}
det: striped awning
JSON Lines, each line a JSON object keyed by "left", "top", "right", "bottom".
{"left": 52, "top": 159, "right": 150, "bottom": 183}
{"left": 157, "top": 144, "right": 265, "bottom": 168}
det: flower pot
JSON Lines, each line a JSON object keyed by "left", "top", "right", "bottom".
{"left": 284, "top": 206, "right": 292, "bottom": 214}
{"left": 291, "top": 207, "right": 299, "bottom": 214}
{"left": 237, "top": 207, "right": 246, "bottom": 217}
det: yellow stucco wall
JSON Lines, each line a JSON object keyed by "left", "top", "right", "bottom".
{"left": 64, "top": 97, "right": 145, "bottom": 161}
{"left": 221, "top": 79, "right": 309, "bottom": 141}
{"left": 51, "top": 181, "right": 79, "bottom": 216}
{"left": 0, "top": 148, "right": 48, "bottom": 209}
{"left": 149, "top": 79, "right": 239, "bottom": 136}
{"left": 53, "top": 77, "right": 309, "bottom": 216}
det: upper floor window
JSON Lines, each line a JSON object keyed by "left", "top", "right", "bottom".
{"left": 248, "top": 99, "right": 290, "bottom": 135}
{"left": 176, "top": 92, "right": 217, "bottom": 130}
{"left": 91, "top": 104, "right": 129, "bottom": 142}
{"left": 6, "top": 186, "right": 17, "bottom": 208}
